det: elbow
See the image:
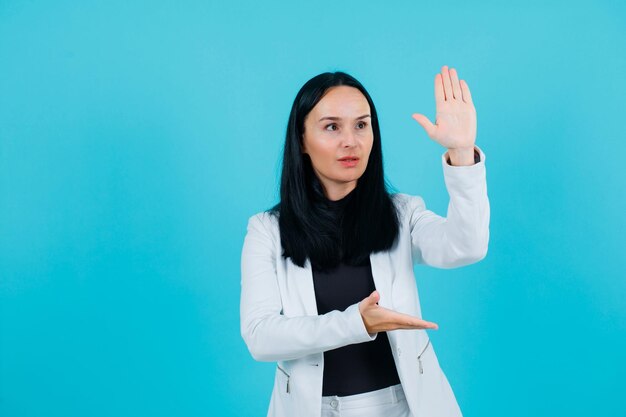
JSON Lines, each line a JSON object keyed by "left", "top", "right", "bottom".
{"left": 438, "top": 239, "right": 489, "bottom": 269}
{"left": 246, "top": 345, "right": 273, "bottom": 362}
{"left": 246, "top": 344, "right": 275, "bottom": 362}
{"left": 457, "top": 227, "right": 489, "bottom": 266}
{"left": 470, "top": 245, "right": 488, "bottom": 263}
{"left": 475, "top": 229, "right": 490, "bottom": 262}
{"left": 459, "top": 237, "right": 489, "bottom": 266}
{"left": 241, "top": 333, "right": 267, "bottom": 362}
{"left": 241, "top": 321, "right": 276, "bottom": 362}
{"left": 458, "top": 234, "right": 489, "bottom": 266}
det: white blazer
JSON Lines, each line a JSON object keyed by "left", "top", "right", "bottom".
{"left": 240, "top": 146, "right": 490, "bottom": 417}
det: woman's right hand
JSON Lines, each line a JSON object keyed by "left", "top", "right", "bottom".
{"left": 358, "top": 290, "right": 439, "bottom": 333}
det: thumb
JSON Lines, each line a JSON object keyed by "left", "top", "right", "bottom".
{"left": 360, "top": 290, "right": 379, "bottom": 308}
{"left": 367, "top": 290, "right": 380, "bottom": 305}
{"left": 359, "top": 290, "right": 380, "bottom": 314}
{"left": 411, "top": 113, "right": 436, "bottom": 138}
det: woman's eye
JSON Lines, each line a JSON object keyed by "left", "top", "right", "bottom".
{"left": 325, "top": 124, "right": 338, "bottom": 131}
{"left": 357, "top": 121, "right": 368, "bottom": 129}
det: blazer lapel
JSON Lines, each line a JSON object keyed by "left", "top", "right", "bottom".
{"left": 289, "top": 257, "right": 319, "bottom": 316}
{"left": 370, "top": 251, "right": 394, "bottom": 310}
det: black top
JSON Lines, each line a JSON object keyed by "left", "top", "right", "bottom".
{"left": 311, "top": 189, "right": 401, "bottom": 396}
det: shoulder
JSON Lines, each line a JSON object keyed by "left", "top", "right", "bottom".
{"left": 246, "top": 210, "right": 280, "bottom": 235}
{"left": 390, "top": 192, "right": 426, "bottom": 216}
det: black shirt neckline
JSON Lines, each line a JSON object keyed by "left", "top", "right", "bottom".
{"left": 322, "top": 188, "right": 355, "bottom": 211}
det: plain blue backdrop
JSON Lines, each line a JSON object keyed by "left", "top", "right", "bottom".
{"left": 1, "top": 1, "right": 625, "bottom": 416}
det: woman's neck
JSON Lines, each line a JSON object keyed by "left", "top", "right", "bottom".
{"left": 321, "top": 182, "right": 357, "bottom": 201}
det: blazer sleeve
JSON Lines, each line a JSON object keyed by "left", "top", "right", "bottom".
{"left": 408, "top": 145, "right": 490, "bottom": 268}
{"left": 240, "top": 213, "right": 377, "bottom": 363}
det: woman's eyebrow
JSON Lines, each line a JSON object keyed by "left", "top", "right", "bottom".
{"left": 318, "top": 114, "right": 371, "bottom": 122}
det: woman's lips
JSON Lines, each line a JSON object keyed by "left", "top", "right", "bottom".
{"left": 338, "top": 158, "right": 359, "bottom": 167}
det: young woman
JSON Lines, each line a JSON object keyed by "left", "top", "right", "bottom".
{"left": 240, "top": 66, "right": 490, "bottom": 417}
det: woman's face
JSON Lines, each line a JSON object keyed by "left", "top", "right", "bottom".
{"left": 302, "top": 86, "right": 374, "bottom": 201}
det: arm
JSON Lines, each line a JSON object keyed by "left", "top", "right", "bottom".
{"left": 409, "top": 145, "right": 490, "bottom": 268}
{"left": 239, "top": 213, "right": 377, "bottom": 362}
{"left": 408, "top": 65, "right": 488, "bottom": 267}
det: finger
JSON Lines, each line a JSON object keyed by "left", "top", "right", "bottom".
{"left": 434, "top": 73, "right": 445, "bottom": 105}
{"left": 449, "top": 67, "right": 461, "bottom": 100}
{"left": 407, "top": 317, "right": 438, "bottom": 330}
{"left": 411, "top": 113, "right": 436, "bottom": 138}
{"left": 460, "top": 79, "right": 473, "bottom": 105}
{"left": 441, "top": 65, "right": 453, "bottom": 101}
{"left": 421, "top": 320, "right": 439, "bottom": 330}
{"left": 393, "top": 311, "right": 439, "bottom": 330}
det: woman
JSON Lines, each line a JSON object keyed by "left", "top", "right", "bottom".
{"left": 240, "top": 66, "right": 489, "bottom": 417}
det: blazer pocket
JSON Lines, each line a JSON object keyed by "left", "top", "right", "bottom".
{"left": 417, "top": 338, "right": 432, "bottom": 375}
{"left": 276, "top": 364, "right": 291, "bottom": 394}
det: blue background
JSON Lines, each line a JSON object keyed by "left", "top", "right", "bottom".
{"left": 1, "top": 1, "right": 625, "bottom": 416}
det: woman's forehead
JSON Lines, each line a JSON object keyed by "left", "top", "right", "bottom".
{"left": 311, "top": 86, "right": 370, "bottom": 119}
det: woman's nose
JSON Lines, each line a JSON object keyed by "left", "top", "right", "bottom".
{"left": 341, "top": 131, "right": 357, "bottom": 147}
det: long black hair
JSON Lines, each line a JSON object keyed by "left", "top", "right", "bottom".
{"left": 268, "top": 71, "right": 400, "bottom": 270}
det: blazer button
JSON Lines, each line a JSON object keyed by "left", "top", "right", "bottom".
{"left": 397, "top": 347, "right": 402, "bottom": 356}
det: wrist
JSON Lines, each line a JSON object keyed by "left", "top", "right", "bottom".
{"left": 446, "top": 146, "right": 476, "bottom": 166}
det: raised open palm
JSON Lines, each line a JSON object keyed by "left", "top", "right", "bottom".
{"left": 412, "top": 65, "right": 477, "bottom": 151}
{"left": 359, "top": 290, "right": 438, "bottom": 334}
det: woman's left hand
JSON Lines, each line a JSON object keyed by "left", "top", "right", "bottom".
{"left": 411, "top": 65, "right": 477, "bottom": 153}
